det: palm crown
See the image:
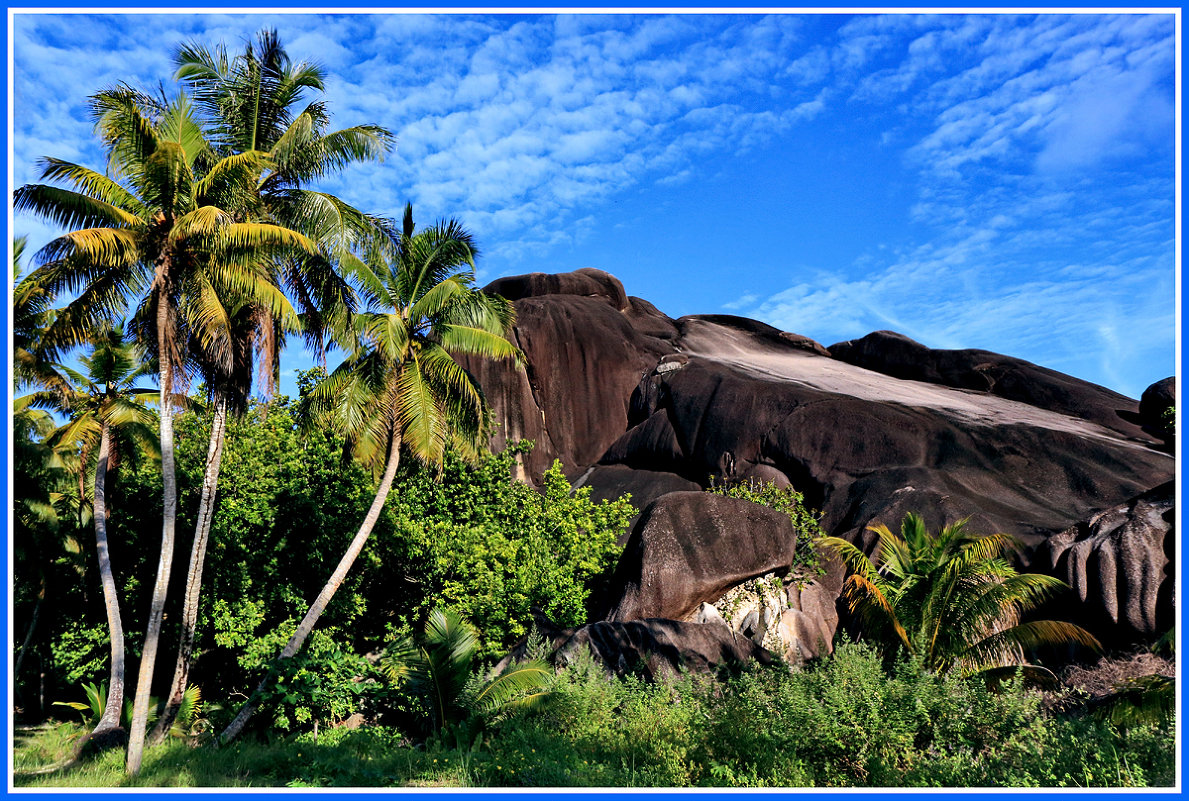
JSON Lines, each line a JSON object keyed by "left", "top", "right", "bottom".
{"left": 822, "top": 512, "right": 1100, "bottom": 677}
{"left": 306, "top": 203, "right": 522, "bottom": 471}
{"left": 32, "top": 324, "right": 161, "bottom": 479}
{"left": 14, "top": 89, "right": 312, "bottom": 387}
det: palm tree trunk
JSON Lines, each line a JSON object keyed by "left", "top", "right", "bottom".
{"left": 218, "top": 433, "right": 402, "bottom": 745}
{"left": 91, "top": 424, "right": 126, "bottom": 736}
{"left": 149, "top": 396, "right": 228, "bottom": 744}
{"left": 14, "top": 582, "right": 44, "bottom": 685}
{"left": 126, "top": 299, "right": 179, "bottom": 775}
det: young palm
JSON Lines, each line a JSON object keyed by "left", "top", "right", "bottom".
{"left": 219, "top": 205, "right": 523, "bottom": 743}
{"left": 15, "top": 88, "right": 315, "bottom": 773}
{"left": 24, "top": 325, "right": 160, "bottom": 746}
{"left": 822, "top": 512, "right": 1099, "bottom": 679}
{"left": 152, "top": 31, "right": 395, "bottom": 741}
{"left": 382, "top": 608, "right": 552, "bottom": 737}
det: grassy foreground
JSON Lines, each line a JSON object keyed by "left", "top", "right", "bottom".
{"left": 14, "top": 643, "right": 1176, "bottom": 789}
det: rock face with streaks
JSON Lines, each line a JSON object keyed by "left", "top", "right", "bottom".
{"left": 1038, "top": 482, "right": 1175, "bottom": 646}
{"left": 474, "top": 268, "right": 1174, "bottom": 657}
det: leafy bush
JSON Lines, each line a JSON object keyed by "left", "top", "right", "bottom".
{"left": 254, "top": 631, "right": 383, "bottom": 734}
{"left": 385, "top": 446, "right": 634, "bottom": 656}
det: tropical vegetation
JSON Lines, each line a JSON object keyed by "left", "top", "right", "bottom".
{"left": 11, "top": 27, "right": 1173, "bottom": 789}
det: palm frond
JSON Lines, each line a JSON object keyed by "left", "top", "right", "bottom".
{"left": 471, "top": 661, "right": 552, "bottom": 716}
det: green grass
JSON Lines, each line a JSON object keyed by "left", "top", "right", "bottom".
{"left": 13, "top": 644, "right": 1176, "bottom": 789}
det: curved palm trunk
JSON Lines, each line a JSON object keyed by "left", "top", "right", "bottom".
{"left": 149, "top": 396, "right": 228, "bottom": 744}
{"left": 91, "top": 425, "right": 126, "bottom": 736}
{"left": 219, "top": 434, "right": 402, "bottom": 744}
{"left": 126, "top": 300, "right": 179, "bottom": 775}
{"left": 14, "top": 580, "right": 45, "bottom": 684}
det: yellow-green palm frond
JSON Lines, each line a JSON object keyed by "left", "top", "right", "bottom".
{"left": 194, "top": 150, "right": 270, "bottom": 209}
{"left": 357, "top": 312, "right": 409, "bottom": 363}
{"left": 14, "top": 184, "right": 142, "bottom": 232}
{"left": 171, "top": 205, "right": 234, "bottom": 242}
{"left": 840, "top": 573, "right": 913, "bottom": 653}
{"left": 141, "top": 141, "right": 196, "bottom": 218}
{"left": 156, "top": 92, "right": 212, "bottom": 167}
{"left": 948, "top": 572, "right": 1073, "bottom": 636}
{"left": 397, "top": 354, "right": 450, "bottom": 465}
{"left": 820, "top": 535, "right": 883, "bottom": 584}
{"left": 867, "top": 522, "right": 913, "bottom": 580}
{"left": 417, "top": 343, "right": 485, "bottom": 423}
{"left": 90, "top": 84, "right": 163, "bottom": 179}
{"left": 433, "top": 324, "right": 524, "bottom": 366}
{"left": 36, "top": 158, "right": 147, "bottom": 216}
{"left": 471, "top": 660, "right": 552, "bottom": 718}
{"left": 36, "top": 228, "right": 142, "bottom": 274}
{"left": 409, "top": 276, "right": 467, "bottom": 325}
{"left": 220, "top": 222, "right": 319, "bottom": 257}
{"left": 956, "top": 620, "right": 1101, "bottom": 675}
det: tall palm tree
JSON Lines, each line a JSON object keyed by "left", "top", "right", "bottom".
{"left": 25, "top": 325, "right": 160, "bottom": 746}
{"left": 148, "top": 300, "right": 278, "bottom": 745}
{"left": 175, "top": 27, "right": 397, "bottom": 357}
{"left": 822, "top": 512, "right": 1100, "bottom": 679}
{"left": 15, "top": 88, "right": 316, "bottom": 774}
{"left": 219, "top": 205, "right": 523, "bottom": 743}
{"left": 150, "top": 30, "right": 396, "bottom": 742}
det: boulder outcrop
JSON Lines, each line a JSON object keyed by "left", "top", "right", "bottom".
{"left": 475, "top": 268, "right": 1175, "bottom": 653}
{"left": 600, "top": 492, "right": 806, "bottom": 624}
{"left": 502, "top": 617, "right": 774, "bottom": 680}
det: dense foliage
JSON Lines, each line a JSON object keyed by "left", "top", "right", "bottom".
{"left": 14, "top": 642, "right": 1174, "bottom": 788}
{"left": 14, "top": 389, "right": 631, "bottom": 735}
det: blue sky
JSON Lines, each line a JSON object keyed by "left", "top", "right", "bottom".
{"left": 10, "top": 12, "right": 1177, "bottom": 401}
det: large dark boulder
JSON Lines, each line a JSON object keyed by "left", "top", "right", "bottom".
{"left": 600, "top": 492, "right": 805, "bottom": 624}
{"left": 499, "top": 618, "right": 774, "bottom": 680}
{"left": 465, "top": 269, "right": 674, "bottom": 480}
{"left": 1139, "top": 376, "right": 1175, "bottom": 423}
{"left": 828, "top": 330, "right": 1154, "bottom": 441}
{"left": 1038, "top": 482, "right": 1175, "bottom": 647}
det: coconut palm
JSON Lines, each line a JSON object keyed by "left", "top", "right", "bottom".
{"left": 174, "top": 27, "right": 397, "bottom": 358}
{"left": 151, "top": 31, "right": 395, "bottom": 742}
{"left": 15, "top": 87, "right": 316, "bottom": 773}
{"left": 21, "top": 325, "right": 160, "bottom": 746}
{"left": 822, "top": 512, "right": 1100, "bottom": 679}
{"left": 218, "top": 205, "right": 523, "bottom": 743}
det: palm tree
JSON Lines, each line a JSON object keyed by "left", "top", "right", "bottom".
{"left": 382, "top": 607, "right": 552, "bottom": 737}
{"left": 150, "top": 30, "right": 395, "bottom": 742}
{"left": 218, "top": 205, "right": 523, "bottom": 743}
{"left": 24, "top": 325, "right": 161, "bottom": 747}
{"left": 15, "top": 87, "right": 317, "bottom": 773}
{"left": 148, "top": 300, "right": 279, "bottom": 745}
{"left": 822, "top": 512, "right": 1100, "bottom": 679}
{"left": 174, "top": 27, "right": 397, "bottom": 357}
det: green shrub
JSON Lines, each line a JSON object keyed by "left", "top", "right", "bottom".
{"left": 386, "top": 447, "right": 634, "bottom": 656}
{"left": 255, "top": 631, "right": 383, "bottom": 734}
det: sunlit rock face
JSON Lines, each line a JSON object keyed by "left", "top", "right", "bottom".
{"left": 470, "top": 268, "right": 1174, "bottom": 657}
